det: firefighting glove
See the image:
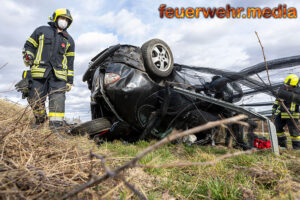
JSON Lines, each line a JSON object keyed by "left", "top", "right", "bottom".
{"left": 66, "top": 83, "right": 72, "bottom": 92}
{"left": 22, "top": 50, "right": 35, "bottom": 67}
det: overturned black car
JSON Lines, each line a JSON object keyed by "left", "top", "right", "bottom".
{"left": 72, "top": 38, "right": 300, "bottom": 152}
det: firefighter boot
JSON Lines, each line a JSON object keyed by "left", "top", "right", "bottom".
{"left": 35, "top": 115, "right": 46, "bottom": 125}
{"left": 31, "top": 109, "right": 47, "bottom": 129}
{"left": 35, "top": 110, "right": 47, "bottom": 123}
{"left": 291, "top": 140, "right": 300, "bottom": 150}
{"left": 278, "top": 135, "right": 287, "bottom": 149}
{"left": 49, "top": 120, "right": 65, "bottom": 133}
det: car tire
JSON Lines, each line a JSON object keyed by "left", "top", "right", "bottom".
{"left": 141, "top": 39, "right": 174, "bottom": 77}
{"left": 71, "top": 118, "right": 111, "bottom": 136}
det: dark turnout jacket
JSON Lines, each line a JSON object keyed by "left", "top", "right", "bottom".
{"left": 24, "top": 22, "right": 75, "bottom": 84}
{"left": 272, "top": 96, "right": 300, "bottom": 119}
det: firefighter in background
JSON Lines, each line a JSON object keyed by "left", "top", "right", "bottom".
{"left": 23, "top": 8, "right": 75, "bottom": 131}
{"left": 272, "top": 74, "right": 300, "bottom": 150}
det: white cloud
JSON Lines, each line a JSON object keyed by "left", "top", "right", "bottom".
{"left": 0, "top": 1, "right": 35, "bottom": 26}
{"left": 76, "top": 31, "right": 118, "bottom": 53}
{"left": 75, "top": 0, "right": 105, "bottom": 13}
{"left": 97, "top": 9, "right": 151, "bottom": 39}
{"left": 151, "top": 19, "right": 251, "bottom": 68}
{"left": 75, "top": 31, "right": 118, "bottom": 68}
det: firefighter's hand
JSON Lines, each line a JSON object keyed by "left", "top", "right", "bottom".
{"left": 23, "top": 51, "right": 34, "bottom": 67}
{"left": 66, "top": 83, "right": 72, "bottom": 92}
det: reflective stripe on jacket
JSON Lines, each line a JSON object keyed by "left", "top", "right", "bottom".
{"left": 24, "top": 22, "right": 75, "bottom": 83}
{"left": 273, "top": 96, "right": 300, "bottom": 119}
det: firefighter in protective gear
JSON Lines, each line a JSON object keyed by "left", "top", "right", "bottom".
{"left": 272, "top": 74, "right": 300, "bottom": 150}
{"left": 23, "top": 8, "right": 75, "bottom": 131}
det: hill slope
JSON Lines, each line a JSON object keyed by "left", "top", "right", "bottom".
{"left": 0, "top": 99, "right": 299, "bottom": 199}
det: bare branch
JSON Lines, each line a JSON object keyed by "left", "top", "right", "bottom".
{"left": 0, "top": 62, "right": 8, "bottom": 71}
{"left": 255, "top": 31, "right": 272, "bottom": 88}
{"left": 119, "top": 176, "right": 148, "bottom": 200}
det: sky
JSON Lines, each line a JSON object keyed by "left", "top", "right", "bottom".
{"left": 0, "top": 0, "right": 300, "bottom": 121}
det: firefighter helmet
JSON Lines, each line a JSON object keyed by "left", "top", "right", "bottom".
{"left": 284, "top": 74, "right": 299, "bottom": 87}
{"left": 49, "top": 8, "right": 73, "bottom": 28}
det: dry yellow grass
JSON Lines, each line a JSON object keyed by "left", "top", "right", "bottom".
{"left": 0, "top": 99, "right": 156, "bottom": 199}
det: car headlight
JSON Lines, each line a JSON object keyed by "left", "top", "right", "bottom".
{"left": 104, "top": 73, "right": 120, "bottom": 86}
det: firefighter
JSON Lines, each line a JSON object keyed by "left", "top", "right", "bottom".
{"left": 23, "top": 8, "right": 75, "bottom": 132}
{"left": 272, "top": 74, "right": 300, "bottom": 150}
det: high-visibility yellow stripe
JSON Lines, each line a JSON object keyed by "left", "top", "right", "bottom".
{"left": 54, "top": 68, "right": 67, "bottom": 73}
{"left": 53, "top": 69, "right": 67, "bottom": 81}
{"left": 290, "top": 102, "right": 296, "bottom": 112}
{"left": 67, "top": 70, "right": 74, "bottom": 76}
{"left": 281, "top": 112, "right": 299, "bottom": 117}
{"left": 31, "top": 73, "right": 44, "bottom": 77}
{"left": 62, "top": 55, "right": 68, "bottom": 69}
{"left": 31, "top": 68, "right": 46, "bottom": 72}
{"left": 55, "top": 71, "right": 67, "bottom": 76}
{"left": 23, "top": 70, "right": 27, "bottom": 79}
{"left": 39, "top": 35, "right": 44, "bottom": 63}
{"left": 31, "top": 72, "right": 44, "bottom": 75}
{"left": 33, "top": 34, "right": 44, "bottom": 65}
{"left": 55, "top": 70, "right": 67, "bottom": 75}
{"left": 290, "top": 136, "right": 300, "bottom": 140}
{"left": 27, "top": 37, "right": 38, "bottom": 47}
{"left": 65, "top": 52, "right": 75, "bottom": 56}
{"left": 277, "top": 132, "right": 285, "bottom": 136}
{"left": 49, "top": 112, "right": 65, "bottom": 117}
{"left": 282, "top": 116, "right": 299, "bottom": 119}
{"left": 55, "top": 73, "right": 67, "bottom": 78}
{"left": 64, "top": 41, "right": 71, "bottom": 52}
{"left": 293, "top": 103, "right": 296, "bottom": 112}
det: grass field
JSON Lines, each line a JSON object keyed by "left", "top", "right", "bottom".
{"left": 0, "top": 99, "right": 299, "bottom": 199}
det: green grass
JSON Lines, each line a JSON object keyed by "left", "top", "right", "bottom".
{"left": 92, "top": 140, "right": 300, "bottom": 199}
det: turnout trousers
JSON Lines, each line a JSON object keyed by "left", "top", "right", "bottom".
{"left": 275, "top": 114, "right": 300, "bottom": 150}
{"left": 28, "top": 70, "right": 66, "bottom": 130}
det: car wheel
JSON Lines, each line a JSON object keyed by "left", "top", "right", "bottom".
{"left": 141, "top": 39, "right": 174, "bottom": 77}
{"left": 71, "top": 118, "right": 111, "bottom": 136}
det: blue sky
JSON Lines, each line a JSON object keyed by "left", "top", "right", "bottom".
{"left": 0, "top": 0, "right": 300, "bottom": 121}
